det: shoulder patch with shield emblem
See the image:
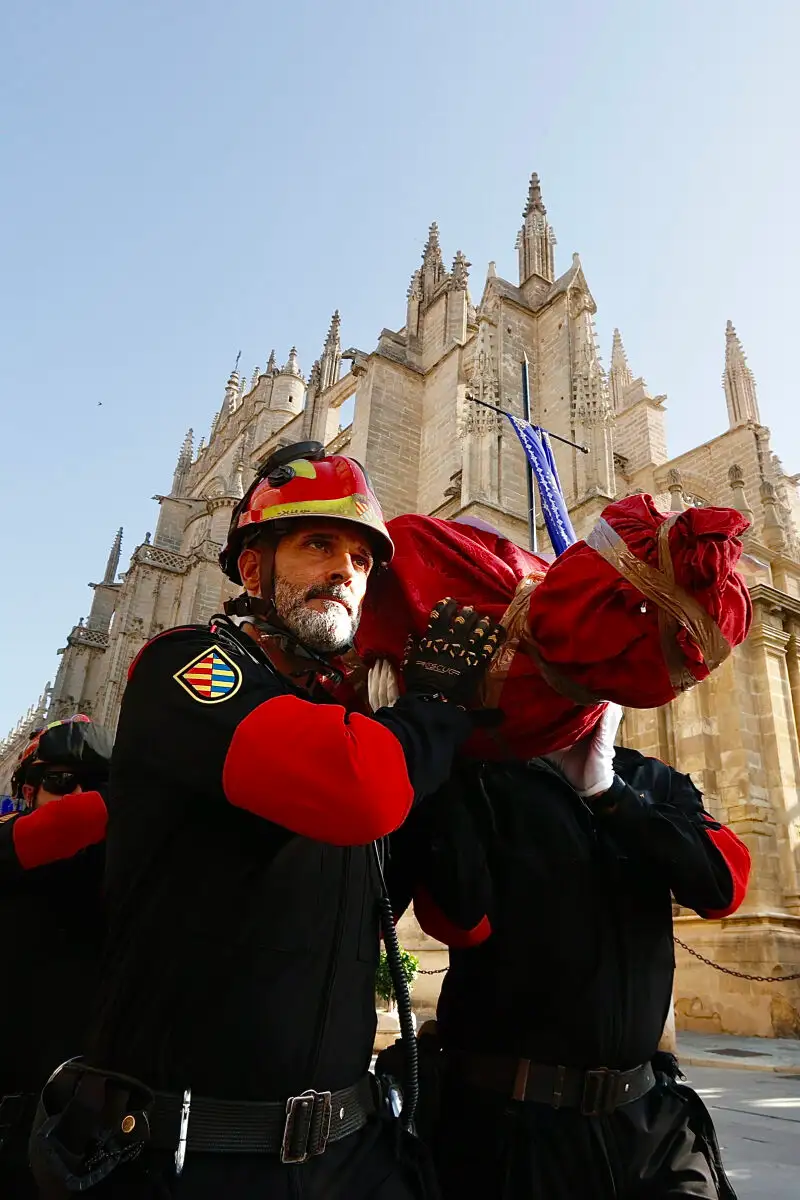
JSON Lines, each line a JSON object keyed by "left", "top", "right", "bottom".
{"left": 174, "top": 645, "right": 243, "bottom": 704}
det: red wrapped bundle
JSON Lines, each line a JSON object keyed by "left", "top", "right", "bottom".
{"left": 355, "top": 515, "right": 605, "bottom": 758}
{"left": 527, "top": 495, "right": 752, "bottom": 708}
{"left": 354, "top": 497, "right": 752, "bottom": 761}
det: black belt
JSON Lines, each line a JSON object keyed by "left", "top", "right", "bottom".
{"left": 451, "top": 1053, "right": 656, "bottom": 1116}
{"left": 148, "top": 1076, "right": 376, "bottom": 1164}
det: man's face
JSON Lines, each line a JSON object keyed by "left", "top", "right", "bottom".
{"left": 22, "top": 764, "right": 83, "bottom": 810}
{"left": 242, "top": 519, "right": 374, "bottom": 653}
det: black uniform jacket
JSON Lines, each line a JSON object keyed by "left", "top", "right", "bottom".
{"left": 388, "top": 749, "right": 751, "bottom": 1072}
{"left": 89, "top": 618, "right": 470, "bottom": 1101}
{"left": 0, "top": 794, "right": 106, "bottom": 1095}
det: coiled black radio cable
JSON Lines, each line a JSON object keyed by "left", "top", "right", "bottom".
{"left": 373, "top": 841, "right": 418, "bottom": 1131}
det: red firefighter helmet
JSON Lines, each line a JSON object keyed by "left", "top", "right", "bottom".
{"left": 219, "top": 441, "right": 394, "bottom": 585}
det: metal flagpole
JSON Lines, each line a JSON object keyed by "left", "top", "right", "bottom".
{"left": 465, "top": 387, "right": 588, "bottom": 555}
{"left": 520, "top": 356, "right": 537, "bottom": 552}
{"left": 466, "top": 394, "right": 590, "bottom": 455}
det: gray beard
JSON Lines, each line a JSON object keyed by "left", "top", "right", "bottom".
{"left": 273, "top": 576, "right": 359, "bottom": 653}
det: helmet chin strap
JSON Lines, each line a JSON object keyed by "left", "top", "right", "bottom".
{"left": 223, "top": 592, "right": 346, "bottom": 685}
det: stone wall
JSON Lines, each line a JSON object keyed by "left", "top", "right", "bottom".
{"left": 356, "top": 358, "right": 424, "bottom": 520}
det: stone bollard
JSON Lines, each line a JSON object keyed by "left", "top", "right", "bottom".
{"left": 658, "top": 992, "right": 677, "bottom": 1054}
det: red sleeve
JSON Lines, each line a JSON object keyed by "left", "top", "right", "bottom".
{"left": 698, "top": 818, "right": 751, "bottom": 919}
{"left": 413, "top": 884, "right": 492, "bottom": 949}
{"left": 222, "top": 695, "right": 414, "bottom": 846}
{"left": 12, "top": 791, "right": 107, "bottom": 871}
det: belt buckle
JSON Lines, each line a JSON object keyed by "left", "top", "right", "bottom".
{"left": 581, "top": 1068, "right": 618, "bottom": 1117}
{"left": 281, "top": 1089, "right": 332, "bottom": 1165}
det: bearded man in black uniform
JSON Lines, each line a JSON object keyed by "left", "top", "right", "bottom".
{"left": 377, "top": 683, "right": 751, "bottom": 1200}
{"left": 30, "top": 442, "right": 504, "bottom": 1199}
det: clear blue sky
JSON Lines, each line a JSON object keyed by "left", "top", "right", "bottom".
{"left": 1, "top": 0, "right": 797, "bottom": 735}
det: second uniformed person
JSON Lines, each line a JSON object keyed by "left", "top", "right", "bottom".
{"left": 33, "top": 442, "right": 503, "bottom": 1198}
{"left": 382, "top": 698, "right": 748, "bottom": 1199}
{"left": 1, "top": 715, "right": 111, "bottom": 1198}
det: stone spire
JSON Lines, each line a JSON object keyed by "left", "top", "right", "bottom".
{"left": 249, "top": 365, "right": 260, "bottom": 392}
{"left": 422, "top": 221, "right": 445, "bottom": 300}
{"left": 723, "top": 320, "right": 760, "bottom": 428}
{"left": 465, "top": 319, "right": 500, "bottom": 425}
{"left": 572, "top": 311, "right": 609, "bottom": 418}
{"left": 87, "top": 527, "right": 124, "bottom": 633}
{"left": 319, "top": 309, "right": 342, "bottom": 391}
{"left": 303, "top": 359, "right": 324, "bottom": 442}
{"left": 282, "top": 347, "right": 302, "bottom": 377}
{"left": 103, "top": 527, "right": 123, "bottom": 584}
{"left": 609, "top": 328, "right": 634, "bottom": 411}
{"left": 760, "top": 479, "right": 787, "bottom": 550}
{"left": 229, "top": 442, "right": 246, "bottom": 499}
{"left": 35, "top": 683, "right": 51, "bottom": 724}
{"left": 267, "top": 349, "right": 277, "bottom": 374}
{"left": 407, "top": 269, "right": 423, "bottom": 300}
{"left": 450, "top": 251, "right": 470, "bottom": 291}
{"left": 517, "top": 171, "right": 556, "bottom": 285}
{"left": 171, "top": 427, "right": 193, "bottom": 496}
{"left": 326, "top": 309, "right": 341, "bottom": 345}
{"left": 406, "top": 269, "right": 423, "bottom": 339}
{"left": 445, "top": 252, "right": 471, "bottom": 343}
{"left": 526, "top": 173, "right": 546, "bottom": 216}
{"left": 423, "top": 220, "right": 441, "bottom": 258}
{"left": 462, "top": 318, "right": 502, "bottom": 504}
{"left": 728, "top": 463, "right": 754, "bottom": 526}
{"left": 572, "top": 307, "right": 614, "bottom": 497}
{"left": 224, "top": 365, "right": 240, "bottom": 417}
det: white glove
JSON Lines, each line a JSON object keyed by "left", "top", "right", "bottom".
{"left": 367, "top": 659, "right": 400, "bottom": 712}
{"left": 544, "top": 703, "right": 623, "bottom": 798}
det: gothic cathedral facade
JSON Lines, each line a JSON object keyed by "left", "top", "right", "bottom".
{"left": 3, "top": 173, "right": 800, "bottom": 1038}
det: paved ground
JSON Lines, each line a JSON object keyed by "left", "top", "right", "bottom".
{"left": 682, "top": 1064, "right": 800, "bottom": 1199}
{"left": 678, "top": 1030, "right": 800, "bottom": 1075}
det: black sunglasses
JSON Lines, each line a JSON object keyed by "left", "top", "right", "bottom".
{"left": 29, "top": 768, "right": 100, "bottom": 797}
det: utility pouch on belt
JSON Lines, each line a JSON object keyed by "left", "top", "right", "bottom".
{"left": 28, "top": 1058, "right": 154, "bottom": 1195}
{"left": 375, "top": 1022, "right": 443, "bottom": 1144}
{"left": 651, "top": 1052, "right": 738, "bottom": 1200}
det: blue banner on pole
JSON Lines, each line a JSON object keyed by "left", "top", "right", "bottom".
{"left": 506, "top": 415, "right": 577, "bottom": 555}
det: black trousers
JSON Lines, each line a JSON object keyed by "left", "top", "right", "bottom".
{"left": 0, "top": 1091, "right": 39, "bottom": 1198}
{"left": 34, "top": 1119, "right": 434, "bottom": 1199}
{"left": 434, "top": 1077, "right": 732, "bottom": 1199}
{"left": 0, "top": 1158, "right": 39, "bottom": 1199}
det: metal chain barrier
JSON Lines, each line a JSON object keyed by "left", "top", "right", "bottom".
{"left": 418, "top": 943, "right": 800, "bottom": 983}
{"left": 417, "top": 940, "right": 800, "bottom": 983}
{"left": 674, "top": 935, "right": 800, "bottom": 982}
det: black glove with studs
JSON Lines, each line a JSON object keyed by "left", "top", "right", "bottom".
{"left": 401, "top": 598, "right": 506, "bottom": 709}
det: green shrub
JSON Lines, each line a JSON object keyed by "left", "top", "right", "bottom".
{"left": 375, "top": 947, "right": 419, "bottom": 1008}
